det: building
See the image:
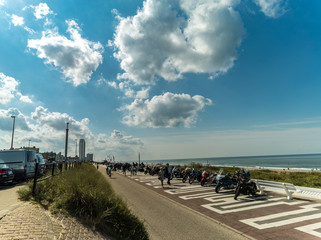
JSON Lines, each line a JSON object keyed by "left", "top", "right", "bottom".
{"left": 79, "top": 139, "right": 85, "bottom": 161}
{"left": 86, "top": 153, "right": 93, "bottom": 162}
{"left": 19, "top": 146, "right": 39, "bottom": 153}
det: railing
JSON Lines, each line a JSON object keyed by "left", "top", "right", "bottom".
{"left": 253, "top": 179, "right": 321, "bottom": 200}
{"left": 32, "top": 161, "right": 82, "bottom": 195}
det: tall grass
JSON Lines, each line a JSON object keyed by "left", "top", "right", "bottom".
{"left": 18, "top": 163, "right": 149, "bottom": 240}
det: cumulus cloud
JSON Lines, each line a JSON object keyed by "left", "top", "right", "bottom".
{"left": 112, "top": 0, "right": 245, "bottom": 85}
{"left": 121, "top": 92, "right": 212, "bottom": 128}
{"left": 0, "top": 72, "right": 32, "bottom": 104}
{"left": 27, "top": 20, "right": 104, "bottom": 86}
{"left": 31, "top": 106, "right": 91, "bottom": 136}
{"left": 253, "top": 0, "right": 287, "bottom": 18}
{"left": 16, "top": 92, "right": 32, "bottom": 103}
{"left": 0, "top": 108, "right": 31, "bottom": 131}
{"left": 31, "top": 3, "right": 54, "bottom": 20}
{"left": 111, "top": 130, "right": 143, "bottom": 146}
{"left": 11, "top": 14, "right": 24, "bottom": 26}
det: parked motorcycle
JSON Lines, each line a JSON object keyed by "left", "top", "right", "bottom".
{"left": 189, "top": 170, "right": 202, "bottom": 184}
{"left": 172, "top": 167, "right": 183, "bottom": 178}
{"left": 144, "top": 166, "right": 151, "bottom": 175}
{"left": 182, "top": 168, "right": 192, "bottom": 183}
{"left": 234, "top": 169, "right": 257, "bottom": 200}
{"left": 215, "top": 173, "right": 237, "bottom": 193}
{"left": 201, "top": 171, "right": 217, "bottom": 186}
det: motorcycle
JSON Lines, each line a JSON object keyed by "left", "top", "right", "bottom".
{"left": 215, "top": 173, "right": 237, "bottom": 193}
{"left": 189, "top": 170, "right": 202, "bottom": 184}
{"left": 201, "top": 171, "right": 217, "bottom": 186}
{"left": 144, "top": 166, "right": 151, "bottom": 175}
{"left": 234, "top": 169, "right": 258, "bottom": 200}
{"left": 172, "top": 167, "right": 183, "bottom": 178}
{"left": 182, "top": 168, "right": 192, "bottom": 183}
{"left": 106, "top": 166, "right": 112, "bottom": 177}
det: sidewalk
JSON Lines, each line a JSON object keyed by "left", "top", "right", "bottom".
{"left": 0, "top": 202, "right": 109, "bottom": 240}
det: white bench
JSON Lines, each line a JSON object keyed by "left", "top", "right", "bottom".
{"left": 253, "top": 179, "right": 301, "bottom": 200}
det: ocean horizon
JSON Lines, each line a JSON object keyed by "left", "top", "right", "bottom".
{"left": 144, "top": 153, "right": 321, "bottom": 171}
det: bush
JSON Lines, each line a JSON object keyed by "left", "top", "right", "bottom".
{"left": 18, "top": 163, "right": 149, "bottom": 240}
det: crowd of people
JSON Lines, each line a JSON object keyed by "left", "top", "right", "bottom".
{"left": 100, "top": 161, "right": 175, "bottom": 186}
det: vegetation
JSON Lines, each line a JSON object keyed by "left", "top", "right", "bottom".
{"left": 178, "top": 164, "right": 321, "bottom": 188}
{"left": 18, "top": 163, "right": 149, "bottom": 240}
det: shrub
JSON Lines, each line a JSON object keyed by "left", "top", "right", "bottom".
{"left": 18, "top": 163, "right": 149, "bottom": 240}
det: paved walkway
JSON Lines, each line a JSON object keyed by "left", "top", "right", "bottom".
{"left": 124, "top": 171, "right": 321, "bottom": 240}
{"left": 0, "top": 201, "right": 109, "bottom": 240}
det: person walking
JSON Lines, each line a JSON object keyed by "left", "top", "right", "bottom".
{"left": 158, "top": 167, "right": 165, "bottom": 187}
{"left": 165, "top": 163, "right": 172, "bottom": 185}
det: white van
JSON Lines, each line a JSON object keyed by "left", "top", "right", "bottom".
{"left": 0, "top": 150, "right": 37, "bottom": 180}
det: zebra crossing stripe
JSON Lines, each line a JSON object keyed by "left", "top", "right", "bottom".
{"left": 295, "top": 222, "right": 321, "bottom": 238}
{"left": 240, "top": 203, "right": 321, "bottom": 229}
{"left": 179, "top": 192, "right": 219, "bottom": 200}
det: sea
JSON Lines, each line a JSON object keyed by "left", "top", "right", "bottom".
{"left": 145, "top": 154, "right": 321, "bottom": 171}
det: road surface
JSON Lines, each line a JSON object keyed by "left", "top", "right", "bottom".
{"left": 99, "top": 167, "right": 251, "bottom": 240}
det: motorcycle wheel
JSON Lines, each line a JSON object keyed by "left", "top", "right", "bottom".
{"left": 234, "top": 185, "right": 241, "bottom": 200}
{"left": 215, "top": 185, "right": 221, "bottom": 193}
{"left": 201, "top": 180, "right": 206, "bottom": 186}
{"left": 189, "top": 176, "right": 195, "bottom": 184}
{"left": 182, "top": 175, "right": 187, "bottom": 183}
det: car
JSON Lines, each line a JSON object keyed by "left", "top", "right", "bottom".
{"left": 36, "top": 154, "right": 46, "bottom": 176}
{"left": 0, "top": 166, "right": 14, "bottom": 185}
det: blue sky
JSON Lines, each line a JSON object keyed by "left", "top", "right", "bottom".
{"left": 1, "top": 0, "right": 321, "bottom": 162}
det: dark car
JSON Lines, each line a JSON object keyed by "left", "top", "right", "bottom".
{"left": 0, "top": 166, "right": 14, "bottom": 185}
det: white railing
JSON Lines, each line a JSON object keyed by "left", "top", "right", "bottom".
{"left": 254, "top": 179, "right": 321, "bottom": 200}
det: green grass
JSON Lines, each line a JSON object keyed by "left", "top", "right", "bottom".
{"left": 18, "top": 163, "right": 149, "bottom": 240}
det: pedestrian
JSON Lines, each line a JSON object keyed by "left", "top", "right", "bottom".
{"left": 165, "top": 163, "right": 172, "bottom": 185}
{"left": 158, "top": 167, "right": 165, "bottom": 187}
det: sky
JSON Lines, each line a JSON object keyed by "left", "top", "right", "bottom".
{"left": 1, "top": 0, "right": 321, "bottom": 162}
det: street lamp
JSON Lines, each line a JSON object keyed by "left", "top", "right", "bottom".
{"left": 10, "top": 116, "right": 16, "bottom": 150}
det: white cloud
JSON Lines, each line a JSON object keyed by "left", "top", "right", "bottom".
{"left": 27, "top": 20, "right": 104, "bottom": 86}
{"left": 0, "top": 106, "right": 143, "bottom": 160}
{"left": 111, "top": 130, "right": 143, "bottom": 146}
{"left": 253, "top": 0, "right": 287, "bottom": 18}
{"left": 0, "top": 0, "right": 5, "bottom": 6}
{"left": 121, "top": 92, "right": 212, "bottom": 128}
{"left": 11, "top": 14, "right": 24, "bottom": 26}
{"left": 136, "top": 87, "right": 149, "bottom": 99}
{"left": 33, "top": 3, "right": 54, "bottom": 19}
{"left": 0, "top": 108, "right": 31, "bottom": 131}
{"left": 24, "top": 26, "right": 36, "bottom": 34}
{"left": 112, "top": 0, "right": 245, "bottom": 85}
{"left": 0, "top": 72, "right": 32, "bottom": 104}
{"left": 16, "top": 92, "right": 32, "bottom": 103}
{"left": 31, "top": 106, "right": 91, "bottom": 136}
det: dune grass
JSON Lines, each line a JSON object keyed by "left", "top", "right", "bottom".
{"left": 17, "top": 163, "right": 149, "bottom": 240}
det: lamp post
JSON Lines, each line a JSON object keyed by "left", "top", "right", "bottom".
{"left": 75, "top": 139, "right": 77, "bottom": 157}
{"left": 65, "top": 122, "right": 69, "bottom": 170}
{"left": 28, "top": 139, "right": 31, "bottom": 148}
{"left": 10, "top": 116, "right": 16, "bottom": 150}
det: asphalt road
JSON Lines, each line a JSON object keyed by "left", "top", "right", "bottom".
{"left": 99, "top": 167, "right": 252, "bottom": 240}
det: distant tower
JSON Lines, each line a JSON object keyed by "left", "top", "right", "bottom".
{"left": 79, "top": 139, "right": 86, "bottom": 161}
